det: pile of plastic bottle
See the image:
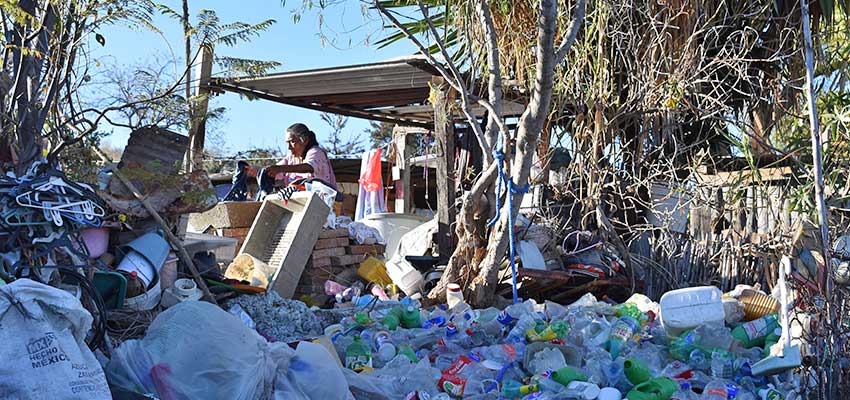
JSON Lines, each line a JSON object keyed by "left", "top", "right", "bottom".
{"left": 325, "top": 291, "right": 797, "bottom": 400}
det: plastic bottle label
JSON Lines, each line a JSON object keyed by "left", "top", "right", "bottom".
{"left": 610, "top": 318, "right": 637, "bottom": 341}
{"left": 743, "top": 317, "right": 770, "bottom": 340}
{"left": 501, "top": 344, "right": 517, "bottom": 360}
{"left": 438, "top": 374, "right": 466, "bottom": 397}
{"left": 705, "top": 388, "right": 727, "bottom": 397}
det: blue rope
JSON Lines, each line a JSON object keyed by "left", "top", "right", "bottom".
{"left": 487, "top": 150, "right": 530, "bottom": 304}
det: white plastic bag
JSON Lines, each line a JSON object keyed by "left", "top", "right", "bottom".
{"left": 274, "top": 341, "right": 353, "bottom": 400}
{"left": 106, "top": 301, "right": 282, "bottom": 400}
{"left": 0, "top": 279, "right": 111, "bottom": 400}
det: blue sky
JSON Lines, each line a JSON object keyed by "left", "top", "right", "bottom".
{"left": 91, "top": 1, "right": 415, "bottom": 155}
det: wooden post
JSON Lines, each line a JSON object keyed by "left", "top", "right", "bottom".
{"left": 186, "top": 44, "right": 213, "bottom": 172}
{"left": 393, "top": 126, "right": 413, "bottom": 214}
{"left": 432, "top": 77, "right": 456, "bottom": 263}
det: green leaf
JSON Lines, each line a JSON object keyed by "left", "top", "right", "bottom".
{"left": 95, "top": 33, "right": 106, "bottom": 46}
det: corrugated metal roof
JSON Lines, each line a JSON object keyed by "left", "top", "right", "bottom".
{"left": 209, "top": 58, "right": 525, "bottom": 127}
{"left": 119, "top": 126, "right": 188, "bottom": 173}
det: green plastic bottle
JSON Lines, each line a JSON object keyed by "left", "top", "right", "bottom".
{"left": 354, "top": 311, "right": 371, "bottom": 326}
{"left": 397, "top": 344, "right": 418, "bottom": 362}
{"left": 732, "top": 313, "right": 780, "bottom": 348}
{"left": 624, "top": 358, "right": 653, "bottom": 385}
{"left": 344, "top": 336, "right": 372, "bottom": 371}
{"left": 400, "top": 306, "right": 421, "bottom": 329}
{"left": 551, "top": 366, "right": 588, "bottom": 386}
{"left": 382, "top": 308, "right": 401, "bottom": 330}
{"left": 763, "top": 327, "right": 782, "bottom": 357}
{"left": 626, "top": 377, "right": 679, "bottom": 400}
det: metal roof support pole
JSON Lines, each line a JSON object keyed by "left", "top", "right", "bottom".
{"left": 432, "top": 77, "right": 457, "bottom": 264}
{"left": 187, "top": 44, "right": 214, "bottom": 172}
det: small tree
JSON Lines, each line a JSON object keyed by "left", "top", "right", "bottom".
{"left": 320, "top": 112, "right": 364, "bottom": 156}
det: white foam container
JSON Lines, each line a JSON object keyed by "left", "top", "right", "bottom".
{"left": 659, "top": 286, "right": 725, "bottom": 336}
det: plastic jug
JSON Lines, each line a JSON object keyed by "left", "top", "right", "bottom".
{"left": 446, "top": 283, "right": 464, "bottom": 309}
{"left": 626, "top": 377, "right": 679, "bottom": 400}
{"left": 357, "top": 256, "right": 393, "bottom": 286}
{"left": 624, "top": 358, "right": 653, "bottom": 385}
{"left": 731, "top": 313, "right": 780, "bottom": 348}
{"left": 551, "top": 366, "right": 588, "bottom": 386}
{"left": 660, "top": 286, "right": 725, "bottom": 336}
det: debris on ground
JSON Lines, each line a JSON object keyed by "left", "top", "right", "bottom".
{"left": 225, "top": 290, "right": 323, "bottom": 342}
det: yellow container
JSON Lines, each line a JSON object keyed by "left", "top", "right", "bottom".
{"left": 357, "top": 256, "right": 393, "bottom": 286}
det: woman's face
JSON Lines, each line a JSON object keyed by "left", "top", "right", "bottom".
{"left": 286, "top": 131, "right": 308, "bottom": 157}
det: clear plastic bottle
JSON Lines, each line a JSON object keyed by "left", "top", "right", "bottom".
{"left": 373, "top": 330, "right": 396, "bottom": 362}
{"left": 702, "top": 379, "right": 735, "bottom": 400}
{"left": 710, "top": 350, "right": 735, "bottom": 379}
{"left": 689, "top": 349, "right": 709, "bottom": 371}
{"left": 506, "top": 314, "right": 539, "bottom": 343}
{"left": 671, "top": 382, "right": 699, "bottom": 400}
{"left": 528, "top": 347, "right": 567, "bottom": 374}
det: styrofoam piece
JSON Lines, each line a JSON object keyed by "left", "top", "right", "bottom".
{"left": 659, "top": 286, "right": 725, "bottom": 336}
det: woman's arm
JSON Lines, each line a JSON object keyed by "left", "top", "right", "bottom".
{"left": 262, "top": 163, "right": 314, "bottom": 176}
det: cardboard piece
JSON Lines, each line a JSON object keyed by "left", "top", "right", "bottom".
{"left": 237, "top": 192, "right": 330, "bottom": 298}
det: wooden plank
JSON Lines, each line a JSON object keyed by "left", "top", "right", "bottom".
{"left": 432, "top": 77, "right": 456, "bottom": 263}
{"left": 312, "top": 247, "right": 346, "bottom": 259}
{"left": 314, "top": 237, "right": 350, "bottom": 250}
{"left": 319, "top": 228, "right": 350, "bottom": 239}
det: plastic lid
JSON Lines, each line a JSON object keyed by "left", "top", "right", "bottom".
{"left": 680, "top": 381, "right": 691, "bottom": 390}
{"left": 130, "top": 271, "right": 138, "bottom": 278}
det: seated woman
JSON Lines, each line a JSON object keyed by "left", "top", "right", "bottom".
{"left": 247, "top": 123, "right": 338, "bottom": 190}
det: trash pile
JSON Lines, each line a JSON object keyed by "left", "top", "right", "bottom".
{"left": 312, "top": 283, "right": 801, "bottom": 400}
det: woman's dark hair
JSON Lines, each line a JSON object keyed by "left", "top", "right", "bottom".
{"left": 287, "top": 123, "right": 319, "bottom": 156}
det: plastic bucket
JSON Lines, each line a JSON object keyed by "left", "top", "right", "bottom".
{"left": 119, "top": 231, "right": 170, "bottom": 273}
{"left": 360, "top": 213, "right": 429, "bottom": 261}
{"left": 117, "top": 250, "right": 157, "bottom": 288}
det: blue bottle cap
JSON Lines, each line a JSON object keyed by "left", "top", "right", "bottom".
{"left": 445, "top": 323, "right": 458, "bottom": 337}
{"left": 497, "top": 310, "right": 515, "bottom": 325}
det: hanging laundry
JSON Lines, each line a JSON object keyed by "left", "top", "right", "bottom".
{"left": 355, "top": 149, "right": 386, "bottom": 221}
{"left": 358, "top": 148, "right": 383, "bottom": 193}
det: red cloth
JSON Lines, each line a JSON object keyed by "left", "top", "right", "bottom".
{"left": 359, "top": 148, "right": 383, "bottom": 192}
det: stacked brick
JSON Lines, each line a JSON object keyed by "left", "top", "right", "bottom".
{"left": 295, "top": 227, "right": 386, "bottom": 297}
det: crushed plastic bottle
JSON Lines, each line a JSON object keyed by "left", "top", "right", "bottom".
{"left": 702, "top": 379, "right": 737, "bottom": 400}
{"left": 528, "top": 347, "right": 567, "bottom": 374}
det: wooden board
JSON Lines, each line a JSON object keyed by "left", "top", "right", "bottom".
{"left": 238, "top": 192, "right": 330, "bottom": 298}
